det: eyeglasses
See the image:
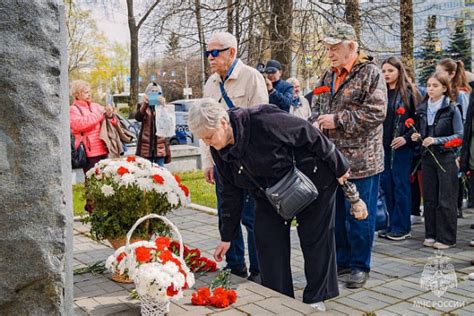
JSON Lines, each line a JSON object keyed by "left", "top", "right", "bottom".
{"left": 204, "top": 47, "right": 230, "bottom": 58}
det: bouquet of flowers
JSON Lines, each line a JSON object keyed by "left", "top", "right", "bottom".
{"left": 311, "top": 86, "right": 331, "bottom": 118}
{"left": 82, "top": 156, "right": 190, "bottom": 241}
{"left": 191, "top": 269, "right": 237, "bottom": 308}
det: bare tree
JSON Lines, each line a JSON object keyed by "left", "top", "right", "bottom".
{"left": 400, "top": 0, "right": 414, "bottom": 72}
{"left": 269, "top": 0, "right": 293, "bottom": 76}
{"left": 345, "top": 0, "right": 361, "bottom": 39}
{"left": 126, "top": 0, "right": 161, "bottom": 108}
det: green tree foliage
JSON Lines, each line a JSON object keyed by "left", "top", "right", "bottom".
{"left": 417, "top": 16, "right": 443, "bottom": 85}
{"left": 446, "top": 19, "right": 471, "bottom": 71}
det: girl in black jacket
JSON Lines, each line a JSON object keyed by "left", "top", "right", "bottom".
{"left": 378, "top": 57, "right": 420, "bottom": 241}
{"left": 411, "top": 73, "right": 463, "bottom": 249}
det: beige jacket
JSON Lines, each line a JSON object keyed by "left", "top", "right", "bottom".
{"left": 290, "top": 96, "right": 311, "bottom": 120}
{"left": 201, "top": 59, "right": 268, "bottom": 169}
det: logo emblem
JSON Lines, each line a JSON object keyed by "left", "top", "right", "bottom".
{"left": 420, "top": 250, "right": 457, "bottom": 297}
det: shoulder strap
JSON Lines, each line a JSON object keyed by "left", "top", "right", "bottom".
{"left": 219, "top": 83, "right": 235, "bottom": 109}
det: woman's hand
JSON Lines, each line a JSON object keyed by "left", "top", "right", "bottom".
{"left": 411, "top": 133, "right": 421, "bottom": 142}
{"left": 213, "top": 241, "right": 231, "bottom": 262}
{"left": 456, "top": 157, "right": 460, "bottom": 170}
{"left": 105, "top": 104, "right": 114, "bottom": 118}
{"left": 337, "top": 170, "right": 350, "bottom": 185}
{"left": 391, "top": 136, "right": 406, "bottom": 149}
{"left": 422, "top": 137, "right": 435, "bottom": 147}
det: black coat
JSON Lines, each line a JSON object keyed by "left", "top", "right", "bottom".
{"left": 269, "top": 79, "right": 294, "bottom": 112}
{"left": 211, "top": 105, "right": 350, "bottom": 241}
{"left": 460, "top": 81, "right": 474, "bottom": 171}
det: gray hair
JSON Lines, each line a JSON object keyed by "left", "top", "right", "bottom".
{"left": 208, "top": 32, "right": 238, "bottom": 54}
{"left": 286, "top": 77, "right": 299, "bottom": 86}
{"left": 342, "top": 40, "right": 359, "bottom": 52}
{"left": 145, "top": 82, "right": 163, "bottom": 94}
{"left": 188, "top": 98, "right": 229, "bottom": 136}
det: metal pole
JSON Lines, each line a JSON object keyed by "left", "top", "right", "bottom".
{"left": 184, "top": 62, "right": 189, "bottom": 100}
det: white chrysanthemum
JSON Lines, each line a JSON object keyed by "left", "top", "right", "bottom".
{"left": 136, "top": 177, "right": 154, "bottom": 191}
{"left": 101, "top": 184, "right": 115, "bottom": 197}
{"left": 102, "top": 165, "right": 116, "bottom": 176}
{"left": 119, "top": 173, "right": 135, "bottom": 186}
{"left": 173, "top": 272, "right": 185, "bottom": 288}
{"left": 186, "top": 271, "right": 195, "bottom": 288}
{"left": 162, "top": 261, "right": 179, "bottom": 275}
{"left": 85, "top": 168, "right": 96, "bottom": 178}
{"left": 167, "top": 192, "right": 179, "bottom": 207}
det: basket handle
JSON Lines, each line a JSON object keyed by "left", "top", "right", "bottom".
{"left": 125, "top": 214, "right": 184, "bottom": 259}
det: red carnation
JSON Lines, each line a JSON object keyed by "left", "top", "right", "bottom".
{"left": 117, "top": 166, "right": 129, "bottom": 176}
{"left": 155, "top": 236, "right": 171, "bottom": 250}
{"left": 135, "top": 246, "right": 152, "bottom": 263}
{"left": 126, "top": 156, "right": 136, "bottom": 162}
{"left": 167, "top": 284, "right": 179, "bottom": 297}
{"left": 191, "top": 287, "right": 211, "bottom": 306}
{"left": 95, "top": 168, "right": 100, "bottom": 175}
{"left": 405, "top": 118, "right": 415, "bottom": 129}
{"left": 174, "top": 174, "right": 182, "bottom": 184}
{"left": 189, "top": 248, "right": 201, "bottom": 258}
{"left": 116, "top": 252, "right": 126, "bottom": 263}
{"left": 180, "top": 184, "right": 190, "bottom": 197}
{"left": 313, "top": 86, "right": 330, "bottom": 95}
{"left": 152, "top": 174, "right": 164, "bottom": 184}
{"left": 396, "top": 107, "right": 406, "bottom": 115}
{"left": 444, "top": 138, "right": 463, "bottom": 148}
{"left": 159, "top": 250, "right": 174, "bottom": 263}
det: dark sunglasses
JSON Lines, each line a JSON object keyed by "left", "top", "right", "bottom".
{"left": 204, "top": 47, "right": 230, "bottom": 58}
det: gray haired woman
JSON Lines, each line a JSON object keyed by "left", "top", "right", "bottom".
{"left": 188, "top": 98, "right": 350, "bottom": 311}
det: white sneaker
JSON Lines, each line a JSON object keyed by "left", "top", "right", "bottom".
{"left": 411, "top": 215, "right": 424, "bottom": 225}
{"left": 310, "top": 301, "right": 326, "bottom": 312}
{"left": 433, "top": 242, "right": 455, "bottom": 249}
{"left": 470, "top": 239, "right": 474, "bottom": 247}
{"left": 423, "top": 238, "right": 435, "bottom": 247}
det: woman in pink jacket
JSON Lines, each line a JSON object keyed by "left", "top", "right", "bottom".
{"left": 70, "top": 80, "right": 112, "bottom": 174}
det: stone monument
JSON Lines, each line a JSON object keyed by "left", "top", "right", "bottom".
{"left": 0, "top": 1, "right": 73, "bottom": 314}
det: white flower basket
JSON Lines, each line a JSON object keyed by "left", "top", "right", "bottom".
{"left": 125, "top": 214, "right": 186, "bottom": 316}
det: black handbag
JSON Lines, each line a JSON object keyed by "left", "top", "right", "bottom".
{"left": 71, "top": 105, "right": 88, "bottom": 168}
{"left": 241, "top": 155, "right": 319, "bottom": 220}
{"left": 71, "top": 132, "right": 88, "bottom": 168}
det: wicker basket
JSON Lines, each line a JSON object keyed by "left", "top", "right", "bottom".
{"left": 125, "top": 214, "right": 185, "bottom": 316}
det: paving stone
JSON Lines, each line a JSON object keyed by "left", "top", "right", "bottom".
{"left": 335, "top": 290, "right": 399, "bottom": 312}
{"left": 451, "top": 302, "right": 474, "bottom": 316}
{"left": 374, "top": 301, "right": 442, "bottom": 316}
{"left": 237, "top": 303, "right": 275, "bottom": 315}
{"left": 370, "top": 279, "right": 428, "bottom": 300}
{"left": 408, "top": 291, "right": 473, "bottom": 313}
{"left": 210, "top": 309, "right": 249, "bottom": 316}
{"left": 324, "top": 301, "right": 365, "bottom": 315}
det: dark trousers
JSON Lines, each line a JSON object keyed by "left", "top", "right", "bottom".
{"left": 411, "top": 171, "right": 423, "bottom": 216}
{"left": 381, "top": 147, "right": 413, "bottom": 234}
{"left": 335, "top": 173, "right": 380, "bottom": 272}
{"left": 215, "top": 167, "right": 260, "bottom": 274}
{"left": 253, "top": 181, "right": 339, "bottom": 303}
{"left": 422, "top": 152, "right": 458, "bottom": 245}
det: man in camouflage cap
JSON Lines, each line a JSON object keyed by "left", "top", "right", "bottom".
{"left": 310, "top": 22, "right": 387, "bottom": 290}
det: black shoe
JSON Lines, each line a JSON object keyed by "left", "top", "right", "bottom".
{"left": 377, "top": 230, "right": 389, "bottom": 239}
{"left": 346, "top": 270, "right": 369, "bottom": 289}
{"left": 247, "top": 272, "right": 261, "bottom": 284}
{"left": 225, "top": 266, "right": 248, "bottom": 278}
{"left": 386, "top": 232, "right": 411, "bottom": 241}
{"left": 457, "top": 208, "right": 463, "bottom": 218}
{"left": 337, "top": 266, "right": 351, "bottom": 276}
{"left": 471, "top": 224, "right": 474, "bottom": 229}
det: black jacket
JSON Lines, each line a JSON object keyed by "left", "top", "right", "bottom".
{"left": 415, "top": 97, "right": 463, "bottom": 154}
{"left": 460, "top": 81, "right": 474, "bottom": 171}
{"left": 211, "top": 105, "right": 350, "bottom": 241}
{"left": 269, "top": 79, "right": 293, "bottom": 112}
{"left": 383, "top": 89, "right": 416, "bottom": 149}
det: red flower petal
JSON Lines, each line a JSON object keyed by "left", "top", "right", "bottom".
{"left": 126, "top": 156, "right": 136, "bottom": 162}
{"left": 396, "top": 107, "right": 406, "bottom": 115}
{"left": 404, "top": 118, "right": 415, "bottom": 129}
{"left": 152, "top": 174, "right": 164, "bottom": 184}
{"left": 135, "top": 246, "right": 152, "bottom": 263}
{"left": 313, "top": 86, "right": 330, "bottom": 95}
{"left": 117, "top": 166, "right": 129, "bottom": 176}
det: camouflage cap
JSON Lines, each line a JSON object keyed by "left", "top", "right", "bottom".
{"left": 323, "top": 23, "right": 357, "bottom": 45}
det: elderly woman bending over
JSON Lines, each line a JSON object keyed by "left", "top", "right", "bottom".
{"left": 188, "top": 99, "right": 350, "bottom": 310}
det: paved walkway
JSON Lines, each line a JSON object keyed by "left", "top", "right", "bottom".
{"left": 74, "top": 208, "right": 474, "bottom": 315}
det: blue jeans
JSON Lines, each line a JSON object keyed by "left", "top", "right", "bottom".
{"left": 335, "top": 173, "right": 380, "bottom": 272}
{"left": 381, "top": 146, "right": 413, "bottom": 234}
{"left": 215, "top": 167, "right": 260, "bottom": 274}
{"left": 148, "top": 157, "right": 165, "bottom": 167}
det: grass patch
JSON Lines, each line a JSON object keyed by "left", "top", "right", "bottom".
{"left": 73, "top": 183, "right": 87, "bottom": 217}
{"left": 177, "top": 170, "right": 216, "bottom": 209}
{"left": 71, "top": 170, "right": 217, "bottom": 216}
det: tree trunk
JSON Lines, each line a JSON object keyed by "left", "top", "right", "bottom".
{"left": 194, "top": 0, "right": 206, "bottom": 91}
{"left": 400, "top": 0, "right": 414, "bottom": 73}
{"left": 227, "top": 0, "right": 233, "bottom": 34}
{"left": 269, "top": 0, "right": 293, "bottom": 77}
{"left": 345, "top": 0, "right": 360, "bottom": 40}
{"left": 126, "top": 0, "right": 139, "bottom": 109}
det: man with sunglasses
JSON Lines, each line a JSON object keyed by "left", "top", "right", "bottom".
{"left": 201, "top": 31, "right": 268, "bottom": 283}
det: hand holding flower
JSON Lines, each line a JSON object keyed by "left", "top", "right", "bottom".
{"left": 422, "top": 137, "right": 435, "bottom": 147}
{"left": 391, "top": 136, "right": 406, "bottom": 149}
{"left": 411, "top": 133, "right": 421, "bottom": 142}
